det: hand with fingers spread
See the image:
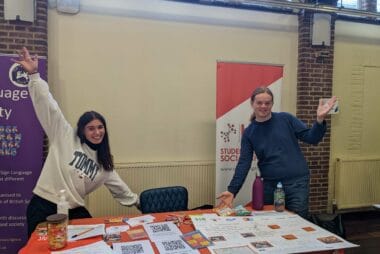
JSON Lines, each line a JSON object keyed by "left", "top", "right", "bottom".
{"left": 317, "top": 96, "right": 337, "bottom": 124}
{"left": 216, "top": 191, "right": 234, "bottom": 209}
{"left": 13, "top": 47, "right": 39, "bottom": 75}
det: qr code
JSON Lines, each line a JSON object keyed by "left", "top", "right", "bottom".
{"left": 162, "top": 239, "right": 186, "bottom": 251}
{"left": 150, "top": 224, "right": 170, "bottom": 233}
{"left": 121, "top": 244, "right": 144, "bottom": 254}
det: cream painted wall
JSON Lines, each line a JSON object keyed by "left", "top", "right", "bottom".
{"left": 328, "top": 21, "right": 380, "bottom": 211}
{"left": 47, "top": 5, "right": 299, "bottom": 164}
{"left": 46, "top": 2, "right": 380, "bottom": 215}
{"left": 332, "top": 21, "right": 380, "bottom": 158}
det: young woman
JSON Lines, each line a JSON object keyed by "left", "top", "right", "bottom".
{"left": 15, "top": 47, "right": 139, "bottom": 237}
{"left": 217, "top": 86, "right": 337, "bottom": 219}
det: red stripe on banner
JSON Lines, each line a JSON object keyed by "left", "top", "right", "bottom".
{"left": 216, "top": 62, "right": 283, "bottom": 119}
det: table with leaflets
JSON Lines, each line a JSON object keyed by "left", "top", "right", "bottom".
{"left": 19, "top": 205, "right": 357, "bottom": 254}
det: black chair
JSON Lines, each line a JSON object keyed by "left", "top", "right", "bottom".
{"left": 139, "top": 186, "right": 188, "bottom": 214}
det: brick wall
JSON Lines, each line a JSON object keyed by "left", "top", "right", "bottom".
{"left": 297, "top": 11, "right": 336, "bottom": 214}
{"left": 0, "top": 0, "right": 47, "bottom": 55}
{"left": 0, "top": 0, "right": 48, "bottom": 158}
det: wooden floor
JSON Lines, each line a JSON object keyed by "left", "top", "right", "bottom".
{"left": 342, "top": 210, "right": 380, "bottom": 254}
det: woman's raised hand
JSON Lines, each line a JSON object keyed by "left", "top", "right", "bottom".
{"left": 13, "top": 47, "right": 39, "bottom": 74}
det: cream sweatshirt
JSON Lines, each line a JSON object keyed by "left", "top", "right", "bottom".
{"left": 28, "top": 73, "right": 138, "bottom": 209}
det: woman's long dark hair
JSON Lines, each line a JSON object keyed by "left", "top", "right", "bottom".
{"left": 249, "top": 87, "right": 274, "bottom": 122}
{"left": 76, "top": 111, "right": 114, "bottom": 171}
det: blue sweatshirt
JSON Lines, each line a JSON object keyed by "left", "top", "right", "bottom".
{"left": 227, "top": 112, "right": 326, "bottom": 196}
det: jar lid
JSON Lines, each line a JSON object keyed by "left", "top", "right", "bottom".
{"left": 46, "top": 214, "right": 67, "bottom": 223}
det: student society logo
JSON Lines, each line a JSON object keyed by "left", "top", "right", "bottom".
{"left": 8, "top": 63, "right": 29, "bottom": 88}
{"left": 220, "top": 123, "right": 237, "bottom": 143}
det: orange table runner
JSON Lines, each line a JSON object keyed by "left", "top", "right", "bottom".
{"left": 19, "top": 206, "right": 344, "bottom": 254}
{"left": 19, "top": 209, "right": 208, "bottom": 254}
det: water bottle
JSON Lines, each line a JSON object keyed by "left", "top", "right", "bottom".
{"left": 252, "top": 170, "right": 264, "bottom": 210}
{"left": 57, "top": 189, "right": 69, "bottom": 215}
{"left": 274, "top": 182, "right": 285, "bottom": 212}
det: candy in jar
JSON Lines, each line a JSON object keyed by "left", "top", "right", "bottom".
{"left": 46, "top": 214, "right": 67, "bottom": 250}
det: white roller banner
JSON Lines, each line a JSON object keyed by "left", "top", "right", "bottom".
{"left": 216, "top": 62, "right": 283, "bottom": 206}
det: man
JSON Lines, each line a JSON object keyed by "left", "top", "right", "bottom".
{"left": 217, "top": 86, "right": 337, "bottom": 218}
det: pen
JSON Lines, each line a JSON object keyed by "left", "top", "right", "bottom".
{"left": 72, "top": 227, "right": 95, "bottom": 238}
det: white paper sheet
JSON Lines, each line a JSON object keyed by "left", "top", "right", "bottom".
{"left": 105, "top": 225, "right": 130, "bottom": 234}
{"left": 155, "top": 236, "right": 199, "bottom": 254}
{"left": 67, "top": 224, "right": 105, "bottom": 241}
{"left": 208, "top": 244, "right": 257, "bottom": 254}
{"left": 190, "top": 213, "right": 358, "bottom": 254}
{"left": 112, "top": 240, "right": 155, "bottom": 254}
{"left": 127, "top": 215, "right": 155, "bottom": 227}
{"left": 143, "top": 221, "right": 182, "bottom": 242}
{"left": 51, "top": 240, "right": 113, "bottom": 254}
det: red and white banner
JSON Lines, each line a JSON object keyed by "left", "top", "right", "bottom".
{"left": 216, "top": 62, "right": 283, "bottom": 206}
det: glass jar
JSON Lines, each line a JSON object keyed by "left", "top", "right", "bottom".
{"left": 46, "top": 214, "right": 67, "bottom": 250}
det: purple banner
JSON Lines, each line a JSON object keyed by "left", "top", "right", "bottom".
{"left": 0, "top": 55, "right": 46, "bottom": 253}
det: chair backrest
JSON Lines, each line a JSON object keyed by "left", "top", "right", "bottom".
{"left": 139, "top": 186, "right": 188, "bottom": 214}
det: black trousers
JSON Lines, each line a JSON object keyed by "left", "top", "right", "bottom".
{"left": 27, "top": 194, "right": 92, "bottom": 238}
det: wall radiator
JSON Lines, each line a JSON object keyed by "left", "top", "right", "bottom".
{"left": 87, "top": 161, "right": 216, "bottom": 217}
{"left": 334, "top": 157, "right": 380, "bottom": 210}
